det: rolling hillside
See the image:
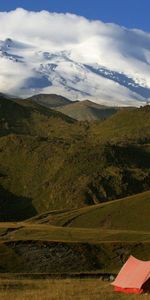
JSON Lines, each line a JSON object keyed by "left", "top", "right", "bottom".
{"left": 29, "top": 93, "right": 72, "bottom": 109}
{"left": 28, "top": 191, "right": 150, "bottom": 232}
{"left": 0, "top": 95, "right": 150, "bottom": 221}
{"left": 90, "top": 105, "right": 150, "bottom": 143}
{"left": 0, "top": 216, "right": 149, "bottom": 273}
{"left": 28, "top": 94, "right": 120, "bottom": 121}
{"left": 0, "top": 95, "right": 76, "bottom": 137}
{"left": 0, "top": 96, "right": 150, "bottom": 274}
{"left": 0, "top": 190, "right": 146, "bottom": 274}
{"left": 56, "top": 100, "right": 119, "bottom": 121}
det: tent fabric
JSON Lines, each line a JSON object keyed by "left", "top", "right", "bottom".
{"left": 114, "top": 286, "right": 143, "bottom": 294}
{"left": 112, "top": 256, "right": 150, "bottom": 294}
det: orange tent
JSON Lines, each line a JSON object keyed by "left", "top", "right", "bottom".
{"left": 111, "top": 256, "right": 150, "bottom": 294}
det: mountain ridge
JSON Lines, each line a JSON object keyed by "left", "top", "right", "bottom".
{"left": 55, "top": 99, "right": 119, "bottom": 121}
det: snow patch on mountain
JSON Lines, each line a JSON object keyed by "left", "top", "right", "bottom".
{"left": 0, "top": 9, "right": 150, "bottom": 106}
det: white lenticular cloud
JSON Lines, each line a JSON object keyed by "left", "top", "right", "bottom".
{"left": 0, "top": 8, "right": 150, "bottom": 105}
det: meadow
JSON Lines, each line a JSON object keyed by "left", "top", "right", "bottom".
{"left": 0, "top": 278, "right": 149, "bottom": 300}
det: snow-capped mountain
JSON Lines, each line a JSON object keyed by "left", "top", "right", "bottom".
{"left": 0, "top": 9, "right": 150, "bottom": 106}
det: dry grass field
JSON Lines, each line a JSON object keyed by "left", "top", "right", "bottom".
{"left": 0, "top": 278, "right": 149, "bottom": 300}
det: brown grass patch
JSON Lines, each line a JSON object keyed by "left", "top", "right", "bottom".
{"left": 0, "top": 278, "right": 149, "bottom": 300}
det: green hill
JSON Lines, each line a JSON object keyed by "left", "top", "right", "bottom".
{"left": 29, "top": 191, "right": 150, "bottom": 232}
{"left": 0, "top": 95, "right": 150, "bottom": 221}
{"left": 0, "top": 95, "right": 150, "bottom": 275}
{"left": 0, "top": 190, "right": 150, "bottom": 275}
{"left": 56, "top": 100, "right": 119, "bottom": 121}
{"left": 0, "top": 96, "right": 76, "bottom": 137}
{"left": 90, "top": 105, "right": 150, "bottom": 143}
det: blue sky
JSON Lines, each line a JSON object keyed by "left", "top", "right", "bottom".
{"left": 0, "top": 0, "right": 149, "bottom": 32}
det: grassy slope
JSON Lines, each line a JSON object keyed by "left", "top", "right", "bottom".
{"left": 0, "top": 96, "right": 150, "bottom": 276}
{"left": 56, "top": 100, "right": 119, "bottom": 121}
{"left": 0, "top": 96, "right": 88, "bottom": 217}
{"left": 0, "top": 96, "right": 76, "bottom": 137}
{"left": 0, "top": 96, "right": 150, "bottom": 220}
{"left": 0, "top": 220, "right": 149, "bottom": 273}
{"left": 0, "top": 191, "right": 149, "bottom": 274}
{"left": 28, "top": 191, "right": 150, "bottom": 231}
{"left": 1, "top": 222, "right": 150, "bottom": 243}
{"left": 90, "top": 105, "right": 150, "bottom": 143}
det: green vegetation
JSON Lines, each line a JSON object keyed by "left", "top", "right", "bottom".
{"left": 0, "top": 95, "right": 150, "bottom": 220}
{"left": 0, "top": 189, "right": 150, "bottom": 273}
{"left": 0, "top": 221, "right": 149, "bottom": 273}
{"left": 1, "top": 88, "right": 150, "bottom": 300}
{"left": 28, "top": 191, "right": 150, "bottom": 231}
{"left": 90, "top": 105, "right": 150, "bottom": 143}
{"left": 1, "top": 221, "right": 150, "bottom": 243}
{"left": 0, "top": 95, "right": 150, "bottom": 276}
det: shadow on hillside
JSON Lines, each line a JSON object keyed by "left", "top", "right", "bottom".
{"left": 0, "top": 185, "right": 37, "bottom": 221}
{"left": 123, "top": 145, "right": 150, "bottom": 169}
{"left": 106, "top": 144, "right": 150, "bottom": 169}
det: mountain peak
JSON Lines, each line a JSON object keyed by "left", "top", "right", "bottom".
{"left": 0, "top": 12, "right": 150, "bottom": 106}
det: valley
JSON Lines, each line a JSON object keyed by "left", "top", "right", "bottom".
{"left": 0, "top": 93, "right": 149, "bottom": 298}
